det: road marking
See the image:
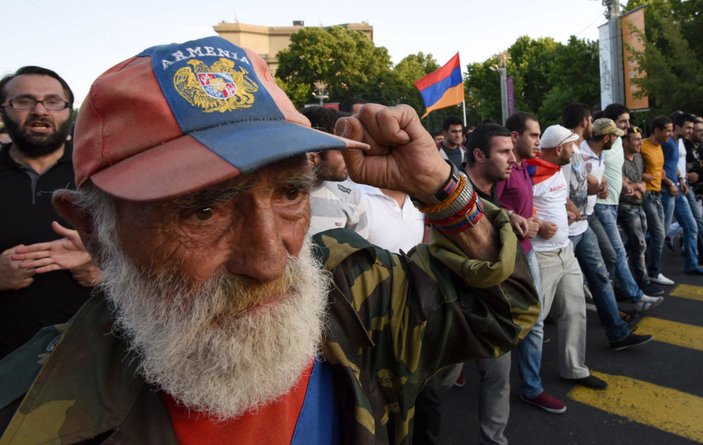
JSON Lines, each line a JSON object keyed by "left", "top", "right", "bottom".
{"left": 569, "top": 371, "right": 703, "bottom": 443}
{"left": 669, "top": 284, "right": 703, "bottom": 302}
{"left": 636, "top": 317, "right": 703, "bottom": 352}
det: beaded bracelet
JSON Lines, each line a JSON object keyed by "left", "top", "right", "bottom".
{"left": 415, "top": 166, "right": 484, "bottom": 234}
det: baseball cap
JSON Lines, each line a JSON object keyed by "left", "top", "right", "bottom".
{"left": 540, "top": 125, "right": 579, "bottom": 149}
{"left": 73, "top": 36, "right": 367, "bottom": 201}
{"left": 592, "top": 118, "right": 626, "bottom": 137}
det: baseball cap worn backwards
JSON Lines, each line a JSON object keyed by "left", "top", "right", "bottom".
{"left": 592, "top": 118, "right": 625, "bottom": 137}
{"left": 73, "top": 36, "right": 366, "bottom": 201}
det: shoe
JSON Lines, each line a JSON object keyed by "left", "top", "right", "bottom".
{"left": 626, "top": 311, "right": 641, "bottom": 331}
{"left": 521, "top": 392, "right": 567, "bottom": 414}
{"left": 454, "top": 370, "right": 465, "bottom": 388}
{"left": 634, "top": 295, "right": 663, "bottom": 312}
{"left": 649, "top": 273, "right": 674, "bottom": 286}
{"left": 640, "top": 283, "right": 664, "bottom": 296}
{"left": 610, "top": 332, "right": 653, "bottom": 351}
{"left": 562, "top": 375, "right": 608, "bottom": 390}
{"left": 665, "top": 236, "right": 674, "bottom": 251}
{"left": 685, "top": 267, "right": 703, "bottom": 275}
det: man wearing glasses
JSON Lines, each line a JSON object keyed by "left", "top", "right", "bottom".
{"left": 0, "top": 66, "right": 96, "bottom": 359}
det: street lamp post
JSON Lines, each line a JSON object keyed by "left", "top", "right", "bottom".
{"left": 312, "top": 81, "right": 329, "bottom": 106}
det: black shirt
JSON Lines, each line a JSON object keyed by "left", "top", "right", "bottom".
{"left": 0, "top": 143, "right": 92, "bottom": 358}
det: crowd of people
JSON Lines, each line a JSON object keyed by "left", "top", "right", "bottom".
{"left": 0, "top": 35, "right": 700, "bottom": 444}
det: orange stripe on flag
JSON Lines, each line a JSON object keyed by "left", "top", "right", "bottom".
{"left": 421, "top": 83, "right": 464, "bottom": 118}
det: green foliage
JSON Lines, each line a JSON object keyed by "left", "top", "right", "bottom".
{"left": 276, "top": 26, "right": 393, "bottom": 106}
{"left": 464, "top": 36, "right": 599, "bottom": 126}
{"left": 624, "top": 0, "right": 703, "bottom": 115}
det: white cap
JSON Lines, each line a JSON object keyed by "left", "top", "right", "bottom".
{"left": 541, "top": 125, "right": 579, "bottom": 149}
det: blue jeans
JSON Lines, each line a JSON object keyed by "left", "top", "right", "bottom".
{"left": 570, "top": 228, "right": 630, "bottom": 343}
{"left": 518, "top": 249, "right": 545, "bottom": 398}
{"left": 684, "top": 187, "right": 703, "bottom": 252}
{"left": 618, "top": 202, "right": 650, "bottom": 285}
{"left": 594, "top": 204, "right": 644, "bottom": 300}
{"left": 662, "top": 186, "right": 699, "bottom": 272}
{"left": 642, "top": 192, "right": 665, "bottom": 277}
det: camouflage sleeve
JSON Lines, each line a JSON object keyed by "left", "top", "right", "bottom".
{"left": 314, "top": 203, "right": 539, "bottom": 443}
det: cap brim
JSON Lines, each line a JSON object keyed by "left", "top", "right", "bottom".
{"left": 90, "top": 120, "right": 366, "bottom": 201}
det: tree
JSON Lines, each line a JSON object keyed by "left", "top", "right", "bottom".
{"left": 275, "top": 26, "right": 393, "bottom": 107}
{"left": 463, "top": 36, "right": 599, "bottom": 125}
{"left": 624, "top": 0, "right": 703, "bottom": 115}
{"left": 390, "top": 52, "right": 440, "bottom": 114}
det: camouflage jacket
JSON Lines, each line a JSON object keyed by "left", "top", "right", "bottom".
{"left": 0, "top": 203, "right": 539, "bottom": 445}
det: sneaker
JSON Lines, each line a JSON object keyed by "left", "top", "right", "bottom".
{"left": 521, "top": 392, "right": 567, "bottom": 414}
{"left": 454, "top": 370, "right": 465, "bottom": 388}
{"left": 610, "top": 332, "right": 653, "bottom": 351}
{"left": 640, "top": 283, "right": 664, "bottom": 296}
{"left": 562, "top": 375, "right": 608, "bottom": 390}
{"left": 634, "top": 295, "right": 663, "bottom": 312}
{"left": 649, "top": 273, "right": 674, "bottom": 286}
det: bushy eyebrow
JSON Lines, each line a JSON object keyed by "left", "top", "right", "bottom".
{"left": 171, "top": 169, "right": 315, "bottom": 210}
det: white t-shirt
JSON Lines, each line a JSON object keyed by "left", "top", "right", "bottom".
{"left": 569, "top": 141, "right": 604, "bottom": 237}
{"left": 532, "top": 169, "right": 571, "bottom": 252}
{"left": 678, "top": 138, "right": 687, "bottom": 181}
{"left": 356, "top": 184, "right": 424, "bottom": 253}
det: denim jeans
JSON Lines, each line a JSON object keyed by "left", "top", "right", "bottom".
{"left": 570, "top": 227, "right": 630, "bottom": 343}
{"left": 662, "top": 186, "right": 699, "bottom": 272}
{"left": 618, "top": 202, "right": 650, "bottom": 285}
{"left": 642, "top": 192, "right": 665, "bottom": 277}
{"left": 517, "top": 249, "right": 545, "bottom": 398}
{"left": 684, "top": 187, "right": 703, "bottom": 253}
{"left": 587, "top": 213, "right": 616, "bottom": 277}
{"left": 594, "top": 204, "right": 644, "bottom": 300}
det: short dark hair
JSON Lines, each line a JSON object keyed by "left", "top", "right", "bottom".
{"left": 0, "top": 66, "right": 74, "bottom": 106}
{"left": 300, "top": 106, "right": 346, "bottom": 134}
{"left": 339, "top": 97, "right": 367, "bottom": 113}
{"left": 602, "top": 103, "right": 630, "bottom": 121}
{"left": 671, "top": 112, "right": 695, "bottom": 129}
{"left": 651, "top": 115, "right": 672, "bottom": 131}
{"left": 442, "top": 115, "right": 463, "bottom": 131}
{"left": 505, "top": 111, "right": 538, "bottom": 134}
{"left": 465, "top": 123, "right": 511, "bottom": 165}
{"left": 562, "top": 103, "right": 591, "bottom": 130}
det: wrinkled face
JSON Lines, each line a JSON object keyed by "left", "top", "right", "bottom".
{"left": 0, "top": 74, "right": 71, "bottom": 158}
{"left": 96, "top": 156, "right": 331, "bottom": 418}
{"left": 615, "top": 113, "right": 631, "bottom": 131}
{"left": 694, "top": 122, "right": 703, "bottom": 144}
{"left": 655, "top": 123, "right": 673, "bottom": 145}
{"left": 318, "top": 149, "right": 348, "bottom": 182}
{"left": 513, "top": 119, "right": 541, "bottom": 160}
{"left": 481, "top": 135, "right": 516, "bottom": 182}
{"left": 444, "top": 124, "right": 464, "bottom": 147}
{"left": 116, "top": 156, "right": 312, "bottom": 285}
{"left": 624, "top": 132, "right": 642, "bottom": 154}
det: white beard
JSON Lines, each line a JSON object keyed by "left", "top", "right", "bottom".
{"left": 97, "top": 230, "right": 331, "bottom": 420}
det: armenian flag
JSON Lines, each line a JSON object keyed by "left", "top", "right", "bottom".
{"left": 414, "top": 53, "right": 464, "bottom": 118}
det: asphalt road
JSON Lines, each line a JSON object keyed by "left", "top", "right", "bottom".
{"left": 439, "top": 244, "right": 703, "bottom": 445}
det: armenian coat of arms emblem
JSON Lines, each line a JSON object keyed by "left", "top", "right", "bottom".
{"left": 173, "top": 58, "right": 258, "bottom": 113}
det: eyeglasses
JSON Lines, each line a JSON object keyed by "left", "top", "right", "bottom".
{"left": 1, "top": 96, "right": 70, "bottom": 111}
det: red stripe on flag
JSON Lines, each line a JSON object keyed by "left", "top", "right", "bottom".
{"left": 414, "top": 53, "right": 461, "bottom": 91}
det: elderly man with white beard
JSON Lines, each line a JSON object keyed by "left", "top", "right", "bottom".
{"left": 0, "top": 37, "right": 538, "bottom": 445}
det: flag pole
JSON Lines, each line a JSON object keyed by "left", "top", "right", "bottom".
{"left": 462, "top": 100, "right": 467, "bottom": 127}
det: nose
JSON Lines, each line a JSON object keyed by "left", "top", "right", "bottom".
{"left": 30, "top": 101, "right": 50, "bottom": 114}
{"left": 226, "top": 208, "right": 289, "bottom": 283}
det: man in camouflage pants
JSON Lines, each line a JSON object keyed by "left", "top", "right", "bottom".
{"left": 0, "top": 37, "right": 538, "bottom": 445}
